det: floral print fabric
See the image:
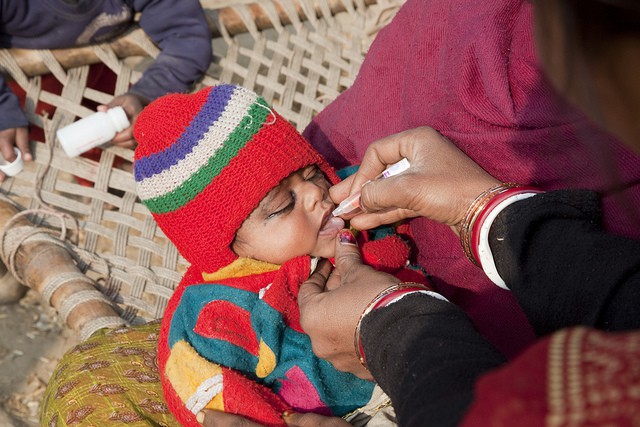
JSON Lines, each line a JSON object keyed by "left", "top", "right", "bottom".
{"left": 41, "top": 321, "right": 179, "bottom": 426}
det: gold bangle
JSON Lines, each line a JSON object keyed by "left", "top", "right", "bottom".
{"left": 458, "top": 183, "right": 520, "bottom": 266}
{"left": 353, "top": 282, "right": 430, "bottom": 369}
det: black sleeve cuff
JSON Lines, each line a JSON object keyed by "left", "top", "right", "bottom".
{"left": 490, "top": 189, "right": 640, "bottom": 335}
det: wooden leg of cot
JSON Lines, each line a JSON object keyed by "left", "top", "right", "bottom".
{"left": 0, "top": 200, "right": 123, "bottom": 337}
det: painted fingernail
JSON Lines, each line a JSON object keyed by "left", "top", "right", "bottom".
{"left": 339, "top": 230, "right": 357, "bottom": 246}
{"left": 196, "top": 411, "right": 205, "bottom": 424}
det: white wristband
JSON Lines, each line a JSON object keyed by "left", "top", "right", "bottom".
{"left": 477, "top": 192, "right": 539, "bottom": 289}
{"left": 385, "top": 289, "right": 449, "bottom": 306}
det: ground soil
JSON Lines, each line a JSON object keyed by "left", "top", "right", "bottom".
{"left": 0, "top": 290, "right": 78, "bottom": 426}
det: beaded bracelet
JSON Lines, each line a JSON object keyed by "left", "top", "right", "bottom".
{"left": 459, "top": 183, "right": 520, "bottom": 266}
{"left": 354, "top": 283, "right": 430, "bottom": 369}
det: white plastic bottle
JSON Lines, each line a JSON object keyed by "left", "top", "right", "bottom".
{"left": 56, "top": 106, "right": 130, "bottom": 157}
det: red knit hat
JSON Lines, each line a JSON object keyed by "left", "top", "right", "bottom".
{"left": 133, "top": 85, "right": 339, "bottom": 273}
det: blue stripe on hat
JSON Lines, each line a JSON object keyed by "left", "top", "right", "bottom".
{"left": 134, "top": 84, "right": 236, "bottom": 181}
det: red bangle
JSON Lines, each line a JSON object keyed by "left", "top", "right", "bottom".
{"left": 470, "top": 186, "right": 543, "bottom": 266}
{"left": 354, "top": 283, "right": 430, "bottom": 369}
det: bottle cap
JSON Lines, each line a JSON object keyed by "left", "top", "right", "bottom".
{"left": 0, "top": 147, "right": 24, "bottom": 177}
{"left": 107, "top": 106, "right": 130, "bottom": 132}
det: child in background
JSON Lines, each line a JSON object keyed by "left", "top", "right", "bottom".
{"left": 0, "top": 0, "right": 212, "bottom": 179}
{"left": 133, "top": 84, "right": 431, "bottom": 426}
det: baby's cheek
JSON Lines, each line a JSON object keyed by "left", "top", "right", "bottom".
{"left": 273, "top": 234, "right": 314, "bottom": 262}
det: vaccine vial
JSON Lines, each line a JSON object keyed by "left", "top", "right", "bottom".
{"left": 0, "top": 147, "right": 24, "bottom": 176}
{"left": 57, "top": 106, "right": 130, "bottom": 157}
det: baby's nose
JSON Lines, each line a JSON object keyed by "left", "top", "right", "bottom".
{"left": 301, "top": 181, "right": 325, "bottom": 209}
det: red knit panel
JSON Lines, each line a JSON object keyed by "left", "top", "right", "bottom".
{"left": 133, "top": 87, "right": 212, "bottom": 159}
{"left": 222, "top": 367, "right": 291, "bottom": 427}
{"left": 194, "top": 300, "right": 260, "bottom": 355}
{"left": 153, "top": 115, "right": 339, "bottom": 273}
{"left": 361, "top": 235, "right": 410, "bottom": 272}
{"left": 160, "top": 370, "right": 201, "bottom": 427}
{"left": 260, "top": 256, "right": 310, "bottom": 333}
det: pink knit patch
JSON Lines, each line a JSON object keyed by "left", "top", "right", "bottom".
{"left": 278, "top": 366, "right": 331, "bottom": 416}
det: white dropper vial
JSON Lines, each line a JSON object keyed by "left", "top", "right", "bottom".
{"left": 56, "top": 106, "right": 130, "bottom": 157}
{"left": 332, "top": 158, "right": 410, "bottom": 217}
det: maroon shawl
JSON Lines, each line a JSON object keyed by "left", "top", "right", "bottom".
{"left": 304, "top": 0, "right": 640, "bottom": 357}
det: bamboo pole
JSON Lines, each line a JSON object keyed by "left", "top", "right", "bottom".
{"left": 0, "top": 200, "right": 121, "bottom": 334}
{"left": 7, "top": 37, "right": 148, "bottom": 77}
{"left": 5, "top": 0, "right": 375, "bottom": 77}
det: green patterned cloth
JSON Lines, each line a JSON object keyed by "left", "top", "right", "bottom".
{"left": 41, "top": 321, "right": 180, "bottom": 426}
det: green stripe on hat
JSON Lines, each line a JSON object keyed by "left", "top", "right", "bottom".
{"left": 144, "top": 101, "right": 270, "bottom": 214}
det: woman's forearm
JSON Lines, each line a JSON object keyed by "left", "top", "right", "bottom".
{"left": 490, "top": 189, "right": 640, "bottom": 336}
{"left": 360, "top": 294, "right": 506, "bottom": 427}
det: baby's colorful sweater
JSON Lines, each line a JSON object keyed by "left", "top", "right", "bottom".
{"left": 158, "top": 231, "right": 427, "bottom": 427}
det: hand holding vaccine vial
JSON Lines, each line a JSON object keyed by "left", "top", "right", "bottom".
{"left": 332, "top": 158, "right": 410, "bottom": 217}
{"left": 57, "top": 107, "right": 130, "bottom": 157}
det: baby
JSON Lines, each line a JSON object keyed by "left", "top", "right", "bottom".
{"left": 133, "top": 84, "right": 427, "bottom": 426}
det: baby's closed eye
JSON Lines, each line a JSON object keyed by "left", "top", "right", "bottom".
{"left": 267, "top": 191, "right": 296, "bottom": 219}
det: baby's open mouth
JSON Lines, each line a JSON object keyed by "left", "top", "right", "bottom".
{"left": 319, "top": 214, "right": 345, "bottom": 236}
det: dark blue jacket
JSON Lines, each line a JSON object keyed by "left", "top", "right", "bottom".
{"left": 0, "top": 0, "right": 212, "bottom": 130}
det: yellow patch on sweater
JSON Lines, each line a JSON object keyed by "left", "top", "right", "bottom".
{"left": 255, "top": 339, "right": 276, "bottom": 378}
{"left": 166, "top": 340, "right": 225, "bottom": 411}
{"left": 202, "top": 257, "right": 279, "bottom": 282}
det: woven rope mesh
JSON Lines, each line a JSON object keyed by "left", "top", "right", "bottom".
{"left": 0, "top": 0, "right": 403, "bottom": 328}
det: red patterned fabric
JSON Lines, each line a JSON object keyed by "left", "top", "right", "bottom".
{"left": 462, "top": 327, "right": 640, "bottom": 427}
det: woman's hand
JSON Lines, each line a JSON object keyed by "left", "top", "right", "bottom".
{"left": 98, "top": 92, "right": 148, "bottom": 149}
{"left": 298, "top": 230, "right": 400, "bottom": 378}
{"left": 197, "top": 409, "right": 351, "bottom": 426}
{"left": 330, "top": 126, "right": 500, "bottom": 231}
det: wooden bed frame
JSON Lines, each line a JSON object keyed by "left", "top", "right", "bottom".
{"left": 0, "top": 0, "right": 403, "bottom": 340}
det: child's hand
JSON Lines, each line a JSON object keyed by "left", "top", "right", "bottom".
{"left": 98, "top": 93, "right": 148, "bottom": 149}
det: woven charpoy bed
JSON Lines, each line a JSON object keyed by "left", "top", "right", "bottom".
{"left": 0, "top": 0, "right": 403, "bottom": 341}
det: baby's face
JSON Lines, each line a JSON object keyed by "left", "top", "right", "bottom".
{"left": 232, "top": 165, "right": 344, "bottom": 264}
